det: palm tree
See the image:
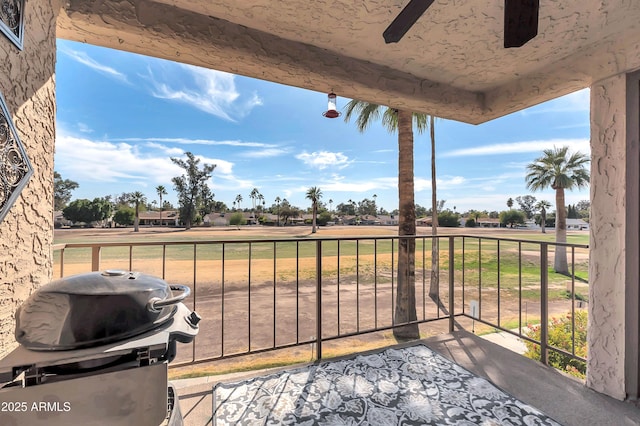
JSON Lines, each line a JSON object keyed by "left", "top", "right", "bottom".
{"left": 156, "top": 185, "right": 167, "bottom": 226}
{"left": 130, "top": 191, "right": 146, "bottom": 232}
{"left": 275, "top": 196, "right": 281, "bottom": 226}
{"left": 535, "top": 200, "right": 552, "bottom": 234}
{"left": 526, "top": 146, "right": 590, "bottom": 273}
{"left": 249, "top": 188, "right": 260, "bottom": 224}
{"left": 507, "top": 197, "right": 514, "bottom": 209}
{"left": 235, "top": 194, "right": 243, "bottom": 211}
{"left": 328, "top": 199, "right": 333, "bottom": 214}
{"left": 344, "top": 100, "right": 429, "bottom": 340}
{"left": 306, "top": 186, "right": 322, "bottom": 233}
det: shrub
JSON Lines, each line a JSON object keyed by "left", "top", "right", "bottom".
{"left": 229, "top": 212, "right": 246, "bottom": 226}
{"left": 438, "top": 211, "right": 460, "bottom": 227}
{"left": 317, "top": 211, "right": 333, "bottom": 226}
{"left": 465, "top": 218, "right": 476, "bottom": 227}
{"left": 113, "top": 206, "right": 135, "bottom": 226}
{"left": 524, "top": 310, "right": 587, "bottom": 378}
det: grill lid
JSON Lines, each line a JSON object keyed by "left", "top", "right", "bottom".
{"left": 15, "top": 271, "right": 182, "bottom": 350}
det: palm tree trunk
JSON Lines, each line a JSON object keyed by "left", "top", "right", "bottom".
{"left": 540, "top": 209, "right": 546, "bottom": 234}
{"left": 312, "top": 204, "right": 317, "bottom": 233}
{"left": 394, "top": 109, "right": 419, "bottom": 340}
{"left": 554, "top": 188, "right": 568, "bottom": 274}
{"left": 134, "top": 204, "right": 140, "bottom": 232}
{"left": 428, "top": 116, "right": 440, "bottom": 302}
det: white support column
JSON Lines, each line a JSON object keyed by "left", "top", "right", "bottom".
{"left": 588, "top": 72, "right": 640, "bottom": 400}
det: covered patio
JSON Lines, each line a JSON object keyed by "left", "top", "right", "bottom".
{"left": 1, "top": 1, "right": 640, "bottom": 424}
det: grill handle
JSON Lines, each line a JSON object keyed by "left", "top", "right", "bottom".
{"left": 147, "top": 285, "right": 191, "bottom": 312}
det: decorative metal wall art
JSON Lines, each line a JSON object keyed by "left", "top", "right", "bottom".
{"left": 0, "top": 91, "right": 33, "bottom": 223}
{"left": 0, "top": 0, "right": 25, "bottom": 50}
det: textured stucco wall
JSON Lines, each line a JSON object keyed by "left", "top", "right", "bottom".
{"left": 0, "top": 2, "right": 57, "bottom": 358}
{"left": 588, "top": 74, "right": 627, "bottom": 400}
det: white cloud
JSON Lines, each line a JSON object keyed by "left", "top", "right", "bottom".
{"left": 55, "top": 134, "right": 244, "bottom": 190}
{"left": 147, "top": 65, "right": 262, "bottom": 121}
{"left": 239, "top": 147, "right": 292, "bottom": 158}
{"left": 114, "top": 137, "right": 275, "bottom": 148}
{"left": 441, "top": 138, "right": 589, "bottom": 158}
{"left": 296, "top": 151, "right": 351, "bottom": 169}
{"left": 55, "top": 134, "right": 181, "bottom": 184}
{"left": 76, "top": 123, "right": 93, "bottom": 134}
{"left": 415, "top": 176, "right": 466, "bottom": 192}
{"left": 144, "top": 142, "right": 185, "bottom": 156}
{"left": 59, "top": 45, "right": 128, "bottom": 83}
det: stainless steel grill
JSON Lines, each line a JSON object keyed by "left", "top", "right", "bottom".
{"left": 0, "top": 271, "right": 200, "bottom": 426}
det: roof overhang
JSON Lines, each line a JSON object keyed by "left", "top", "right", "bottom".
{"left": 57, "top": 0, "right": 640, "bottom": 124}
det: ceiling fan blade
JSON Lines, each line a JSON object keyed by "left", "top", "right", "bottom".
{"left": 504, "top": 0, "right": 539, "bottom": 48}
{"left": 383, "top": 0, "right": 436, "bottom": 44}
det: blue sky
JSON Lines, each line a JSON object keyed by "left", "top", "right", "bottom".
{"left": 55, "top": 39, "right": 590, "bottom": 214}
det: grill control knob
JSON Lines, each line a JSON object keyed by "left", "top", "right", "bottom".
{"left": 187, "top": 311, "right": 201, "bottom": 327}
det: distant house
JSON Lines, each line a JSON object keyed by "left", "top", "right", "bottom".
{"left": 138, "top": 210, "right": 179, "bottom": 226}
{"left": 53, "top": 210, "right": 72, "bottom": 228}
{"left": 377, "top": 215, "right": 398, "bottom": 226}
{"left": 476, "top": 218, "right": 501, "bottom": 228}
{"left": 416, "top": 217, "right": 433, "bottom": 227}
{"left": 566, "top": 218, "right": 589, "bottom": 230}
{"left": 203, "top": 213, "right": 230, "bottom": 226}
{"left": 359, "top": 215, "right": 380, "bottom": 225}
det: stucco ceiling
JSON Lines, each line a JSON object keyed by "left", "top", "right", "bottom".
{"left": 57, "top": 0, "right": 640, "bottom": 124}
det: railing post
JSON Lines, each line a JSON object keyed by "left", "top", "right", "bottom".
{"left": 540, "top": 243, "right": 548, "bottom": 365}
{"left": 449, "top": 236, "right": 455, "bottom": 332}
{"left": 91, "top": 246, "right": 101, "bottom": 271}
{"left": 316, "top": 240, "right": 322, "bottom": 360}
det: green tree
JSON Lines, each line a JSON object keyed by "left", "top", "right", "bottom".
{"left": 113, "top": 206, "right": 135, "bottom": 226}
{"left": 278, "top": 199, "right": 299, "bottom": 225}
{"left": 515, "top": 195, "right": 537, "bottom": 219}
{"left": 274, "top": 196, "right": 282, "bottom": 226}
{"left": 438, "top": 211, "right": 460, "bottom": 227}
{"left": 526, "top": 146, "right": 590, "bottom": 273}
{"left": 415, "top": 204, "right": 428, "bottom": 218}
{"left": 54, "top": 171, "right": 79, "bottom": 211}
{"left": 465, "top": 218, "right": 476, "bottom": 228}
{"left": 62, "top": 197, "right": 112, "bottom": 225}
{"left": 344, "top": 100, "right": 430, "bottom": 340}
{"left": 336, "top": 202, "right": 356, "bottom": 216}
{"left": 507, "top": 197, "right": 514, "bottom": 209}
{"left": 127, "top": 191, "right": 146, "bottom": 232}
{"left": 229, "top": 212, "right": 246, "bottom": 228}
{"left": 198, "top": 185, "right": 215, "bottom": 217}
{"left": 499, "top": 209, "right": 526, "bottom": 228}
{"left": 576, "top": 200, "right": 590, "bottom": 219}
{"left": 535, "top": 200, "right": 552, "bottom": 234}
{"left": 317, "top": 210, "right": 333, "bottom": 226}
{"left": 357, "top": 198, "right": 377, "bottom": 216}
{"left": 156, "top": 185, "right": 167, "bottom": 226}
{"left": 171, "top": 152, "right": 216, "bottom": 230}
{"left": 305, "top": 186, "right": 322, "bottom": 233}
{"left": 249, "top": 188, "right": 261, "bottom": 224}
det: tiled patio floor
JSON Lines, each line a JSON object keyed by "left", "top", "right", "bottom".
{"left": 174, "top": 330, "right": 640, "bottom": 425}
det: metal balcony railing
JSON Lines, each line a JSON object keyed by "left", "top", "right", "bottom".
{"left": 52, "top": 234, "right": 589, "bottom": 370}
